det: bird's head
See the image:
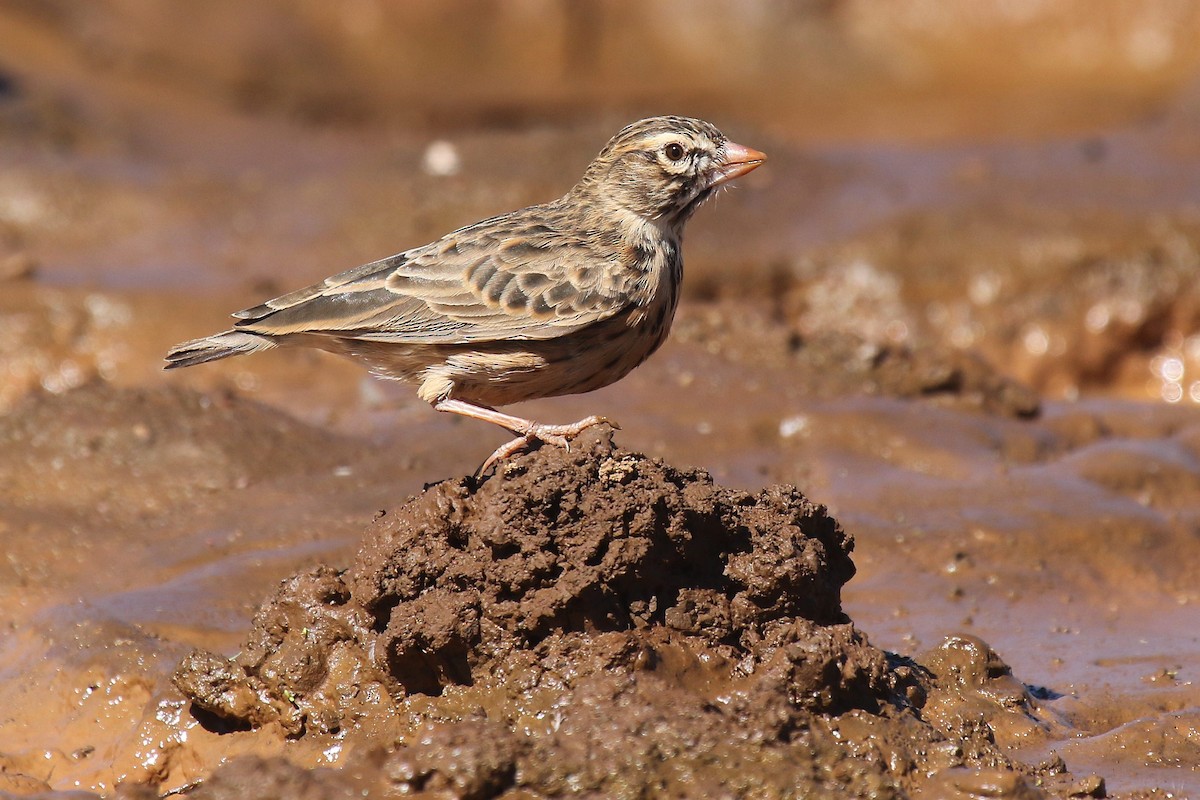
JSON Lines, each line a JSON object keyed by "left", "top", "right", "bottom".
{"left": 572, "top": 116, "right": 766, "bottom": 229}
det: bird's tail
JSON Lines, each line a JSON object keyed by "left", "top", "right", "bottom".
{"left": 164, "top": 330, "right": 277, "bottom": 369}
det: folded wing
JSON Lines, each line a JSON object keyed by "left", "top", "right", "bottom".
{"left": 232, "top": 215, "right": 636, "bottom": 345}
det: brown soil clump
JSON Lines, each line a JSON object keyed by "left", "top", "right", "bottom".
{"left": 169, "top": 429, "right": 1092, "bottom": 798}
{"left": 674, "top": 303, "right": 1042, "bottom": 419}
{"left": 0, "top": 382, "right": 354, "bottom": 518}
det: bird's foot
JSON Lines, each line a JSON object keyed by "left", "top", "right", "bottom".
{"left": 476, "top": 415, "right": 619, "bottom": 476}
{"left": 524, "top": 415, "right": 618, "bottom": 441}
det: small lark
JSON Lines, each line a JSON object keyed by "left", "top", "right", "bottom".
{"left": 166, "top": 116, "right": 766, "bottom": 472}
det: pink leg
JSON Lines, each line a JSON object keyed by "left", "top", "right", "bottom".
{"left": 434, "top": 398, "right": 618, "bottom": 474}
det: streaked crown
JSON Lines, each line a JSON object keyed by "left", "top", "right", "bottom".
{"left": 570, "top": 116, "right": 743, "bottom": 227}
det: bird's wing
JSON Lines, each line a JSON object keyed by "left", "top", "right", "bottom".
{"left": 232, "top": 215, "right": 642, "bottom": 345}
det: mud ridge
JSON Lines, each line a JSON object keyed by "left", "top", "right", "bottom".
{"left": 168, "top": 429, "right": 1100, "bottom": 798}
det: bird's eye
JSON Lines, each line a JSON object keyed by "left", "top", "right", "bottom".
{"left": 663, "top": 143, "right": 686, "bottom": 161}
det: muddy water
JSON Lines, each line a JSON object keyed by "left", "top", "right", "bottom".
{"left": 2, "top": 3, "right": 1200, "bottom": 797}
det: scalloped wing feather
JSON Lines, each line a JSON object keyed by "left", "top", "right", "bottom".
{"left": 231, "top": 210, "right": 641, "bottom": 345}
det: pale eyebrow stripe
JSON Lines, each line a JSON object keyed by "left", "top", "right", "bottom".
{"left": 639, "top": 132, "right": 692, "bottom": 150}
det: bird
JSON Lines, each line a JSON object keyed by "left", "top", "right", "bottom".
{"left": 165, "top": 116, "right": 766, "bottom": 474}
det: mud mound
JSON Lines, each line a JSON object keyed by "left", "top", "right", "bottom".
{"left": 164, "top": 430, "right": 1097, "bottom": 797}
{"left": 674, "top": 304, "right": 1041, "bottom": 419}
{"left": 0, "top": 382, "right": 353, "bottom": 516}
{"left": 792, "top": 330, "right": 1042, "bottom": 418}
{"left": 788, "top": 209, "right": 1200, "bottom": 403}
{"left": 350, "top": 430, "right": 854, "bottom": 683}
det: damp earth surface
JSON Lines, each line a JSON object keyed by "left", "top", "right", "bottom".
{"left": 1, "top": 3, "right": 1200, "bottom": 798}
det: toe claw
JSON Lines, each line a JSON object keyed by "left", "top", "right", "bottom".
{"left": 476, "top": 434, "right": 535, "bottom": 476}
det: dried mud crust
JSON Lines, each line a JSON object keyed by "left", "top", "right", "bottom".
{"left": 673, "top": 304, "right": 1042, "bottom": 419}
{"left": 782, "top": 209, "right": 1200, "bottom": 403}
{"left": 0, "top": 382, "right": 355, "bottom": 518}
{"left": 171, "top": 430, "right": 1097, "bottom": 798}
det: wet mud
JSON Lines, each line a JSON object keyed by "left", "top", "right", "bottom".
{"left": 162, "top": 433, "right": 1093, "bottom": 798}
{"left": 2, "top": 2, "right": 1200, "bottom": 798}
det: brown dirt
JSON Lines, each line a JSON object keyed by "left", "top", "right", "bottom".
{"left": 161, "top": 431, "right": 1091, "bottom": 799}
{"left": 2, "top": 3, "right": 1199, "bottom": 798}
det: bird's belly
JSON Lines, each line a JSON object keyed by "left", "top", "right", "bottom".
{"left": 425, "top": 308, "right": 674, "bottom": 408}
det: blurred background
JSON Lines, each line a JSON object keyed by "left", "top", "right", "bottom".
{"left": 5, "top": 0, "right": 1200, "bottom": 138}
{"left": 3, "top": 0, "right": 1200, "bottom": 412}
